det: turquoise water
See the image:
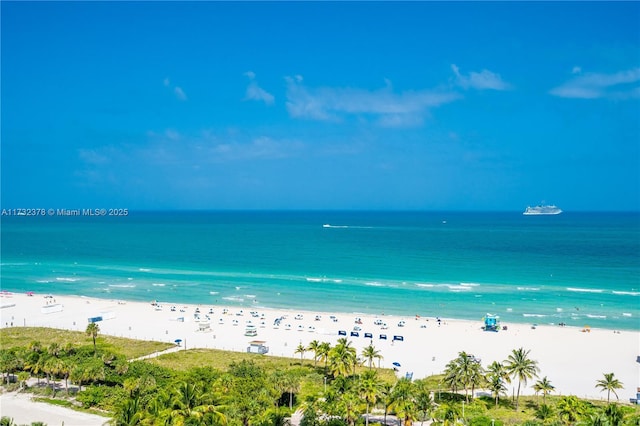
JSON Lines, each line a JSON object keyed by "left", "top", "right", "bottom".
{"left": 1, "top": 211, "right": 639, "bottom": 330}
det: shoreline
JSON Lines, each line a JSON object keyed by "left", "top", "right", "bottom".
{"left": 1, "top": 291, "right": 639, "bottom": 402}
{"left": 2, "top": 282, "right": 638, "bottom": 333}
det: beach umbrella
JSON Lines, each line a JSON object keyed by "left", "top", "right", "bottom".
{"left": 174, "top": 339, "right": 182, "bottom": 344}
{"left": 392, "top": 362, "right": 401, "bottom": 367}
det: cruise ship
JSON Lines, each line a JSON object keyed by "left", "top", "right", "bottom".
{"left": 523, "top": 204, "right": 563, "bottom": 215}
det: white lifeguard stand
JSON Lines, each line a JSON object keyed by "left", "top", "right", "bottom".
{"left": 247, "top": 340, "right": 269, "bottom": 354}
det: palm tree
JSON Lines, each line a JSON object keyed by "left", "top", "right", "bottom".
{"left": 71, "top": 358, "right": 105, "bottom": 391}
{"left": 487, "top": 361, "right": 510, "bottom": 385}
{"left": 603, "top": 402, "right": 625, "bottom": 426}
{"left": 298, "top": 394, "right": 322, "bottom": 426}
{"left": 146, "top": 388, "right": 172, "bottom": 421}
{"left": 487, "top": 373, "right": 508, "bottom": 407}
{"left": 380, "top": 382, "right": 394, "bottom": 426}
{"left": 0, "top": 350, "right": 20, "bottom": 385}
{"left": 294, "top": 344, "right": 306, "bottom": 364}
{"left": 412, "top": 380, "right": 434, "bottom": 422}
{"left": 359, "top": 370, "right": 382, "bottom": 426}
{"left": 361, "top": 344, "right": 382, "bottom": 370}
{"left": 44, "top": 356, "right": 66, "bottom": 394}
{"left": 328, "top": 339, "right": 357, "bottom": 377}
{"left": 454, "top": 351, "right": 476, "bottom": 402}
{"left": 171, "top": 381, "right": 200, "bottom": 420}
{"left": 168, "top": 381, "right": 225, "bottom": 425}
{"left": 433, "top": 403, "right": 461, "bottom": 426}
{"left": 17, "top": 371, "right": 30, "bottom": 390}
{"left": 596, "top": 372, "right": 623, "bottom": 403}
{"left": 307, "top": 340, "right": 321, "bottom": 367}
{"left": 468, "top": 358, "right": 485, "bottom": 401}
{"left": 584, "top": 412, "right": 610, "bottom": 426}
{"left": 317, "top": 342, "right": 331, "bottom": 375}
{"left": 556, "top": 395, "right": 584, "bottom": 424}
{"left": 281, "top": 370, "right": 300, "bottom": 410}
{"left": 390, "top": 377, "right": 417, "bottom": 426}
{"left": 533, "top": 376, "right": 555, "bottom": 404}
{"left": 111, "top": 396, "right": 143, "bottom": 426}
{"left": 504, "top": 347, "right": 539, "bottom": 410}
{"left": 70, "top": 365, "right": 86, "bottom": 392}
{"left": 535, "top": 403, "right": 555, "bottom": 422}
{"left": 263, "top": 407, "right": 291, "bottom": 426}
{"left": 270, "top": 370, "right": 289, "bottom": 408}
{"left": 340, "top": 389, "right": 363, "bottom": 426}
{"left": 442, "top": 351, "right": 483, "bottom": 401}
{"left": 0, "top": 417, "right": 17, "bottom": 426}
{"left": 86, "top": 322, "right": 100, "bottom": 355}
{"left": 26, "top": 352, "right": 46, "bottom": 386}
{"left": 47, "top": 342, "right": 61, "bottom": 358}
{"left": 442, "top": 359, "right": 462, "bottom": 394}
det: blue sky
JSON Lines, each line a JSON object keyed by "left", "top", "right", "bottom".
{"left": 2, "top": 2, "right": 639, "bottom": 211}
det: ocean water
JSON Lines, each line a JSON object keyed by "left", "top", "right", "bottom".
{"left": 1, "top": 211, "right": 639, "bottom": 330}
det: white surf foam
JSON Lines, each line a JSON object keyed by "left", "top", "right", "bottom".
{"left": 567, "top": 287, "right": 604, "bottom": 293}
{"left": 612, "top": 291, "right": 640, "bottom": 296}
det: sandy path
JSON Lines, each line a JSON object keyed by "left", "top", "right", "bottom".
{"left": 0, "top": 391, "right": 108, "bottom": 426}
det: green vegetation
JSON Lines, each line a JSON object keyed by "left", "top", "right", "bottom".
{"left": 85, "top": 322, "right": 100, "bottom": 356}
{"left": 596, "top": 372, "right": 624, "bottom": 403}
{"left": 1, "top": 328, "right": 639, "bottom": 425}
{"left": 0, "top": 327, "right": 172, "bottom": 359}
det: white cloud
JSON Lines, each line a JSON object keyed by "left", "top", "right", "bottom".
{"left": 572, "top": 66, "right": 582, "bottom": 75}
{"left": 244, "top": 71, "right": 274, "bottom": 105}
{"left": 163, "top": 77, "right": 187, "bottom": 101}
{"left": 451, "top": 64, "right": 511, "bottom": 90}
{"left": 284, "top": 76, "right": 460, "bottom": 127}
{"left": 174, "top": 87, "right": 187, "bottom": 101}
{"left": 88, "top": 130, "right": 304, "bottom": 166}
{"left": 550, "top": 67, "right": 640, "bottom": 99}
{"left": 75, "top": 131, "right": 308, "bottom": 197}
{"left": 165, "top": 129, "right": 181, "bottom": 141}
{"left": 78, "top": 148, "right": 112, "bottom": 165}
{"left": 245, "top": 82, "right": 275, "bottom": 105}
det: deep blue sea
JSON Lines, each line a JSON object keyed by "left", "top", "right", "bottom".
{"left": 1, "top": 211, "right": 639, "bottom": 330}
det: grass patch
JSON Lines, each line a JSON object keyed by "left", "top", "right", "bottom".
{"left": 32, "top": 396, "right": 76, "bottom": 408}
{"left": 0, "top": 327, "right": 173, "bottom": 359}
{"left": 147, "top": 347, "right": 397, "bottom": 382}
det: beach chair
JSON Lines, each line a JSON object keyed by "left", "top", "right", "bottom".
{"left": 350, "top": 331, "right": 359, "bottom": 337}
{"left": 379, "top": 334, "right": 387, "bottom": 340}
{"left": 393, "top": 335, "right": 404, "bottom": 341}
{"left": 338, "top": 330, "right": 347, "bottom": 336}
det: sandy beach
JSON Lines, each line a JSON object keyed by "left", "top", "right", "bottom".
{"left": 1, "top": 291, "right": 639, "bottom": 403}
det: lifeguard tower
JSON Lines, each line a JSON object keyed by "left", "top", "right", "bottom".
{"left": 247, "top": 340, "right": 269, "bottom": 354}
{"left": 484, "top": 314, "right": 499, "bottom": 332}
